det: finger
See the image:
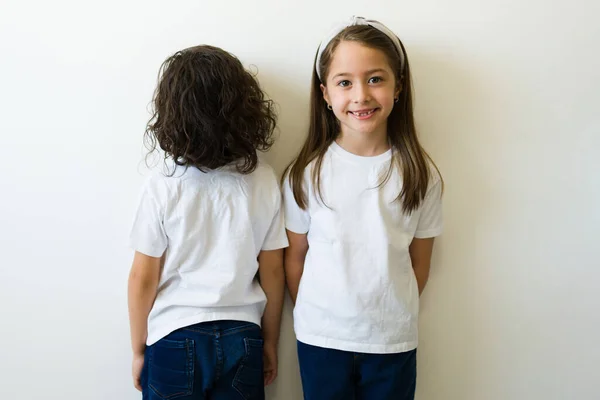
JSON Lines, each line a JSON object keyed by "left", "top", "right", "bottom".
{"left": 264, "top": 370, "right": 277, "bottom": 386}
{"left": 267, "top": 372, "right": 277, "bottom": 386}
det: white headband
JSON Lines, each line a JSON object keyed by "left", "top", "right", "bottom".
{"left": 315, "top": 16, "right": 405, "bottom": 81}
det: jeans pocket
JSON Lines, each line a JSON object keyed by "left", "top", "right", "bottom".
{"left": 147, "top": 338, "right": 194, "bottom": 399}
{"left": 232, "top": 337, "right": 264, "bottom": 400}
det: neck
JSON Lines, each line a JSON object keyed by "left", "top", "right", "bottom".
{"left": 336, "top": 126, "right": 389, "bottom": 157}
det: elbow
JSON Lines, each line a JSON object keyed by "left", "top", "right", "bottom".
{"left": 128, "top": 267, "right": 157, "bottom": 291}
{"left": 264, "top": 264, "right": 285, "bottom": 281}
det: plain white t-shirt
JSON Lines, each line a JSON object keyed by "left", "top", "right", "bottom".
{"left": 283, "top": 142, "right": 443, "bottom": 353}
{"left": 130, "top": 161, "right": 288, "bottom": 345}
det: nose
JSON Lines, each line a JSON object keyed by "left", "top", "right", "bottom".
{"left": 353, "top": 82, "right": 371, "bottom": 103}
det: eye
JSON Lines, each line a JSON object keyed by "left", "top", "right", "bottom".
{"left": 337, "top": 80, "right": 351, "bottom": 87}
{"left": 368, "top": 76, "right": 383, "bottom": 84}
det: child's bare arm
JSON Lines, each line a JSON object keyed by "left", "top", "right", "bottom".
{"left": 284, "top": 230, "right": 309, "bottom": 305}
{"left": 258, "top": 248, "right": 285, "bottom": 385}
{"left": 128, "top": 251, "right": 161, "bottom": 354}
{"left": 258, "top": 249, "right": 285, "bottom": 344}
{"left": 127, "top": 251, "right": 161, "bottom": 390}
{"left": 409, "top": 238, "right": 435, "bottom": 295}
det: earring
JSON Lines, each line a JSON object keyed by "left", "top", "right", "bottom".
{"left": 394, "top": 97, "right": 399, "bottom": 103}
{"left": 327, "top": 104, "right": 333, "bottom": 110}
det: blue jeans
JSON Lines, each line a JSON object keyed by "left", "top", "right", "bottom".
{"left": 142, "top": 321, "right": 264, "bottom": 400}
{"left": 297, "top": 341, "right": 416, "bottom": 400}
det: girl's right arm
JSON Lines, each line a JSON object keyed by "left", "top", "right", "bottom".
{"left": 284, "top": 230, "right": 309, "bottom": 304}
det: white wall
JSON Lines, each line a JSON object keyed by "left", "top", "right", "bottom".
{"left": 1, "top": 0, "right": 598, "bottom": 399}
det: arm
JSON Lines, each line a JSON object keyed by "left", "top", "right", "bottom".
{"left": 284, "top": 230, "right": 309, "bottom": 305}
{"left": 127, "top": 251, "right": 161, "bottom": 390}
{"left": 258, "top": 248, "right": 285, "bottom": 347}
{"left": 409, "top": 237, "right": 435, "bottom": 295}
{"left": 258, "top": 248, "right": 285, "bottom": 386}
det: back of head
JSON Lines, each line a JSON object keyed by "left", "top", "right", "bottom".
{"left": 145, "top": 45, "right": 277, "bottom": 174}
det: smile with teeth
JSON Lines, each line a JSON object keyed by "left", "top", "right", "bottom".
{"left": 349, "top": 109, "right": 376, "bottom": 117}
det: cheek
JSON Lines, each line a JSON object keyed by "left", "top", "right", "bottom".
{"left": 331, "top": 106, "right": 346, "bottom": 119}
{"left": 329, "top": 91, "right": 343, "bottom": 103}
{"left": 379, "top": 90, "right": 396, "bottom": 107}
{"left": 329, "top": 94, "right": 348, "bottom": 110}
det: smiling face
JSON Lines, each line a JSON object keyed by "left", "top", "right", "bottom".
{"left": 321, "top": 40, "right": 400, "bottom": 142}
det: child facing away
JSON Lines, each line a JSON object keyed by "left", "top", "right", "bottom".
{"left": 128, "top": 45, "right": 288, "bottom": 400}
{"left": 283, "top": 16, "right": 444, "bottom": 400}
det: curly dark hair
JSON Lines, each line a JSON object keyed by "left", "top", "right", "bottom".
{"left": 144, "top": 45, "right": 277, "bottom": 174}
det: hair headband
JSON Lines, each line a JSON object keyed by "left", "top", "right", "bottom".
{"left": 315, "top": 16, "right": 405, "bottom": 81}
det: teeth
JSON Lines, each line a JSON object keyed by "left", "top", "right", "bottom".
{"left": 352, "top": 110, "right": 374, "bottom": 116}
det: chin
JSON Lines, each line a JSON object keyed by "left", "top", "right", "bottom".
{"left": 350, "top": 123, "right": 384, "bottom": 136}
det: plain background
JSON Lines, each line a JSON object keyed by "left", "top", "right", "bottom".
{"left": 1, "top": 0, "right": 598, "bottom": 399}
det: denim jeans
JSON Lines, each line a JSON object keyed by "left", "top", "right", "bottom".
{"left": 297, "top": 340, "right": 416, "bottom": 400}
{"left": 142, "top": 320, "right": 264, "bottom": 400}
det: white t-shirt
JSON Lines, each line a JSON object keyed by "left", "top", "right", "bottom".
{"left": 283, "top": 142, "right": 443, "bottom": 353}
{"left": 130, "top": 161, "right": 289, "bottom": 345}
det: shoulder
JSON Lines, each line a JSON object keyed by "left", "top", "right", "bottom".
{"left": 141, "top": 165, "right": 192, "bottom": 197}
{"left": 246, "top": 159, "right": 280, "bottom": 188}
{"left": 425, "top": 160, "right": 443, "bottom": 192}
{"left": 243, "top": 159, "right": 283, "bottom": 203}
{"left": 392, "top": 153, "right": 442, "bottom": 189}
{"left": 285, "top": 148, "right": 333, "bottom": 187}
{"left": 253, "top": 159, "right": 278, "bottom": 180}
{"left": 142, "top": 170, "right": 169, "bottom": 192}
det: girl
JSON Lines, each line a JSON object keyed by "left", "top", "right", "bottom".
{"left": 128, "top": 45, "right": 288, "bottom": 400}
{"left": 283, "top": 17, "right": 443, "bottom": 400}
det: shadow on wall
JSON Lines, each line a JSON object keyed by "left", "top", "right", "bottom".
{"left": 255, "top": 67, "right": 310, "bottom": 400}
{"left": 254, "top": 67, "right": 311, "bottom": 176}
{"left": 408, "top": 46, "right": 494, "bottom": 400}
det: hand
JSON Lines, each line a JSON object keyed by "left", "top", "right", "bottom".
{"left": 132, "top": 352, "right": 145, "bottom": 391}
{"left": 263, "top": 341, "right": 278, "bottom": 386}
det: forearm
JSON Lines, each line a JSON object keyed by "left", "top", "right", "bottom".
{"left": 258, "top": 249, "right": 285, "bottom": 346}
{"left": 260, "top": 263, "right": 285, "bottom": 345}
{"left": 409, "top": 237, "right": 435, "bottom": 296}
{"left": 284, "top": 255, "right": 304, "bottom": 304}
{"left": 412, "top": 263, "right": 430, "bottom": 295}
{"left": 128, "top": 254, "right": 160, "bottom": 355}
{"left": 284, "top": 230, "right": 308, "bottom": 305}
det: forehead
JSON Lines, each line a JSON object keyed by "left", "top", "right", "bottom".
{"left": 327, "top": 40, "right": 393, "bottom": 77}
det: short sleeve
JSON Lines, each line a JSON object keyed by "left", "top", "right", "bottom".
{"left": 129, "top": 175, "right": 168, "bottom": 257}
{"left": 414, "top": 176, "right": 443, "bottom": 239}
{"left": 262, "top": 189, "right": 290, "bottom": 251}
{"left": 282, "top": 173, "right": 310, "bottom": 234}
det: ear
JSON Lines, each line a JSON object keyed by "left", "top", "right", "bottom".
{"left": 320, "top": 83, "right": 331, "bottom": 106}
{"left": 395, "top": 79, "right": 402, "bottom": 98}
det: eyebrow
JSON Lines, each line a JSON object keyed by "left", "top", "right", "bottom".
{"left": 331, "top": 68, "right": 389, "bottom": 80}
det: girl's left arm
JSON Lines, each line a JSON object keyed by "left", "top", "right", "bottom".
{"left": 128, "top": 251, "right": 161, "bottom": 391}
{"left": 409, "top": 238, "right": 435, "bottom": 295}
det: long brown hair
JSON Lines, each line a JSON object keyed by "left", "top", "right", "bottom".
{"left": 145, "top": 45, "right": 277, "bottom": 174}
{"left": 285, "top": 25, "right": 441, "bottom": 213}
